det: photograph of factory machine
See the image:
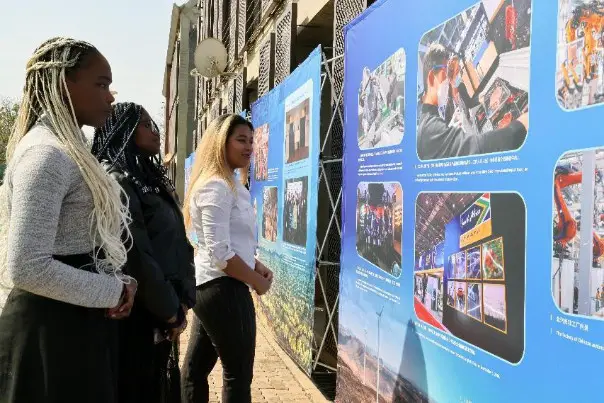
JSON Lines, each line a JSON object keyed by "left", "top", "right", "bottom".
{"left": 417, "top": 0, "right": 531, "bottom": 160}
{"left": 552, "top": 149, "right": 604, "bottom": 319}
{"left": 557, "top": 0, "right": 604, "bottom": 110}
{"left": 357, "top": 48, "right": 406, "bottom": 150}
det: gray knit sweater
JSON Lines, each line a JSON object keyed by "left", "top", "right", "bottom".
{"left": 3, "top": 122, "right": 123, "bottom": 308}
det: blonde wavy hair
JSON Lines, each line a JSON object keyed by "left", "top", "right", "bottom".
{"left": 0, "top": 37, "right": 131, "bottom": 287}
{"left": 182, "top": 114, "right": 252, "bottom": 234}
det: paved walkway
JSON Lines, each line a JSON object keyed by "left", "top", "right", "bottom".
{"left": 179, "top": 313, "right": 329, "bottom": 403}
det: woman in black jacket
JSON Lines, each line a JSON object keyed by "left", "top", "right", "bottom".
{"left": 92, "top": 102, "right": 196, "bottom": 403}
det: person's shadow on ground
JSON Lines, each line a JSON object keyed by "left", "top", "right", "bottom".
{"left": 392, "top": 319, "right": 429, "bottom": 403}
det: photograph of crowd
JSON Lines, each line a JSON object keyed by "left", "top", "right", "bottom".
{"left": 552, "top": 149, "right": 604, "bottom": 319}
{"left": 262, "top": 187, "right": 278, "bottom": 242}
{"left": 358, "top": 48, "right": 405, "bottom": 150}
{"left": 417, "top": 0, "right": 531, "bottom": 160}
{"left": 556, "top": 0, "right": 604, "bottom": 110}
{"left": 283, "top": 176, "right": 308, "bottom": 246}
{"left": 484, "top": 283, "right": 507, "bottom": 332}
{"left": 285, "top": 97, "right": 311, "bottom": 164}
{"left": 356, "top": 182, "right": 403, "bottom": 277}
{"left": 254, "top": 123, "right": 269, "bottom": 181}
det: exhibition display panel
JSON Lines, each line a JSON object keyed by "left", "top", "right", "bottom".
{"left": 250, "top": 47, "right": 322, "bottom": 374}
{"left": 337, "top": 0, "right": 604, "bottom": 401}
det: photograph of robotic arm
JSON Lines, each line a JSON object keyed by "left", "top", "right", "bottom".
{"left": 553, "top": 164, "right": 604, "bottom": 259}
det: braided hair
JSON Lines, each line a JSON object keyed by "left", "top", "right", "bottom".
{"left": 0, "top": 37, "right": 132, "bottom": 286}
{"left": 92, "top": 102, "right": 175, "bottom": 195}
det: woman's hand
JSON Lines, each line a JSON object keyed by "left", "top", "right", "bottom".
{"left": 167, "top": 317, "right": 187, "bottom": 341}
{"left": 165, "top": 305, "right": 188, "bottom": 341}
{"left": 255, "top": 260, "right": 274, "bottom": 283}
{"left": 254, "top": 275, "right": 272, "bottom": 296}
{"left": 254, "top": 261, "right": 273, "bottom": 296}
{"left": 107, "top": 279, "right": 137, "bottom": 320}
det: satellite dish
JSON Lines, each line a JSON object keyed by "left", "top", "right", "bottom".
{"left": 193, "top": 38, "right": 228, "bottom": 78}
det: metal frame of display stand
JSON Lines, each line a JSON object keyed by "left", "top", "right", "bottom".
{"left": 312, "top": 51, "right": 345, "bottom": 373}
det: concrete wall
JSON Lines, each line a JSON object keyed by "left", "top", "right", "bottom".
{"left": 174, "top": 16, "right": 197, "bottom": 200}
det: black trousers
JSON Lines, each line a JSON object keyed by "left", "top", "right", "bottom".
{"left": 117, "top": 306, "right": 174, "bottom": 403}
{"left": 181, "top": 277, "right": 256, "bottom": 403}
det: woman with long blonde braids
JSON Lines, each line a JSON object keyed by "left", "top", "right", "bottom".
{"left": 180, "top": 114, "right": 273, "bottom": 403}
{"left": 0, "top": 37, "right": 137, "bottom": 403}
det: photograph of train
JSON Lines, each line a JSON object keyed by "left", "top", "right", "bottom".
{"left": 556, "top": 0, "right": 604, "bottom": 110}
{"left": 414, "top": 192, "right": 525, "bottom": 362}
{"left": 358, "top": 48, "right": 405, "bottom": 150}
{"left": 552, "top": 148, "right": 604, "bottom": 319}
{"left": 417, "top": 0, "right": 531, "bottom": 160}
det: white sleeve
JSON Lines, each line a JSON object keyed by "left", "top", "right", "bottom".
{"left": 193, "top": 180, "right": 236, "bottom": 270}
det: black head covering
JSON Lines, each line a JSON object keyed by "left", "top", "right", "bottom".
{"left": 92, "top": 102, "right": 174, "bottom": 194}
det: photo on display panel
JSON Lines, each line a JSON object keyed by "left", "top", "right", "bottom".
{"left": 356, "top": 182, "right": 403, "bottom": 277}
{"left": 416, "top": 0, "right": 532, "bottom": 161}
{"left": 447, "top": 280, "right": 456, "bottom": 308}
{"left": 483, "top": 283, "right": 508, "bottom": 333}
{"left": 414, "top": 272, "right": 445, "bottom": 325}
{"left": 284, "top": 98, "right": 310, "bottom": 164}
{"left": 552, "top": 148, "right": 604, "bottom": 319}
{"left": 467, "top": 283, "right": 483, "bottom": 322}
{"left": 254, "top": 123, "right": 269, "bottom": 181}
{"left": 482, "top": 237, "right": 505, "bottom": 281}
{"left": 453, "top": 251, "right": 467, "bottom": 279}
{"left": 414, "top": 192, "right": 525, "bottom": 363}
{"left": 467, "top": 245, "right": 482, "bottom": 280}
{"left": 455, "top": 281, "right": 467, "bottom": 312}
{"left": 556, "top": 0, "right": 604, "bottom": 111}
{"left": 262, "top": 187, "right": 278, "bottom": 242}
{"left": 358, "top": 48, "right": 406, "bottom": 150}
{"left": 282, "top": 176, "right": 308, "bottom": 247}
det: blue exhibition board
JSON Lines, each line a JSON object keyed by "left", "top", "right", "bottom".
{"left": 184, "top": 152, "right": 195, "bottom": 195}
{"left": 337, "top": 1, "right": 604, "bottom": 402}
{"left": 250, "top": 46, "right": 322, "bottom": 374}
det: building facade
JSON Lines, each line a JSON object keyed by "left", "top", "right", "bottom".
{"left": 163, "top": 0, "right": 199, "bottom": 200}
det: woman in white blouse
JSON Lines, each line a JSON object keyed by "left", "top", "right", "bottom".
{"left": 181, "top": 114, "right": 273, "bottom": 403}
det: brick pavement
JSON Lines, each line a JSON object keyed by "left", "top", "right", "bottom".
{"left": 179, "top": 313, "right": 330, "bottom": 403}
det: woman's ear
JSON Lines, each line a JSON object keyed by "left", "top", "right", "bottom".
{"left": 427, "top": 70, "right": 435, "bottom": 87}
